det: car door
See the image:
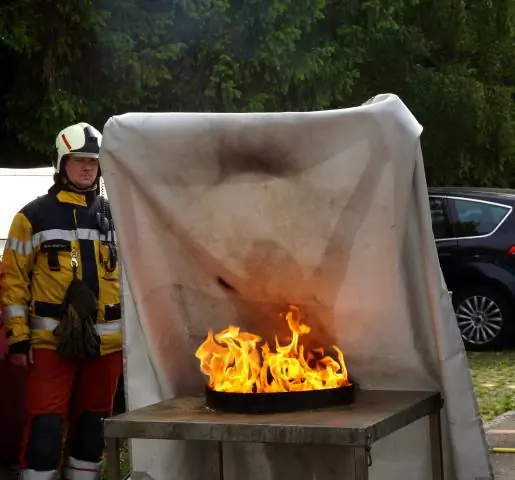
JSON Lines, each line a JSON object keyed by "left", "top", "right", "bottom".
{"left": 429, "top": 196, "right": 458, "bottom": 287}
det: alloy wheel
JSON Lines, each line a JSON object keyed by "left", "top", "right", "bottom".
{"left": 455, "top": 295, "right": 503, "bottom": 346}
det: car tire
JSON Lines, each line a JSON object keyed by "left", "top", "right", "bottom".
{"left": 452, "top": 286, "right": 515, "bottom": 351}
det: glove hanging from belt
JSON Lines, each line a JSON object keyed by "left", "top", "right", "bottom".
{"left": 53, "top": 277, "right": 101, "bottom": 358}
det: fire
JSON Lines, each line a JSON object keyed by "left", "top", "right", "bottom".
{"left": 195, "top": 305, "right": 351, "bottom": 393}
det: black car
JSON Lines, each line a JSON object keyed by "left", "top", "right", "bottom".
{"left": 429, "top": 187, "right": 515, "bottom": 350}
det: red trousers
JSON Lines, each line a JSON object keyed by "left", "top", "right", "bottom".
{"left": 0, "top": 360, "right": 26, "bottom": 464}
{"left": 19, "top": 349, "right": 122, "bottom": 474}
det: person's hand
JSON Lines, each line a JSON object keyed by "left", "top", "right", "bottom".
{"left": 9, "top": 349, "right": 34, "bottom": 369}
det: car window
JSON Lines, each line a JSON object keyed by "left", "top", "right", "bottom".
{"left": 451, "top": 198, "right": 510, "bottom": 237}
{"left": 429, "top": 196, "right": 452, "bottom": 239}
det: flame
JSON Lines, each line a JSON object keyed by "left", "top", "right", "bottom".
{"left": 195, "top": 305, "right": 351, "bottom": 393}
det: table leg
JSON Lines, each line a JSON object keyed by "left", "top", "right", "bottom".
{"left": 429, "top": 410, "right": 444, "bottom": 480}
{"left": 106, "top": 437, "right": 122, "bottom": 480}
{"left": 218, "top": 442, "right": 224, "bottom": 480}
{"left": 353, "top": 447, "right": 369, "bottom": 480}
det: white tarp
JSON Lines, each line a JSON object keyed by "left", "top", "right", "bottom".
{"left": 100, "top": 93, "right": 492, "bottom": 480}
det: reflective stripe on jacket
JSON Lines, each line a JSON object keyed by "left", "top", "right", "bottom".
{"left": 0, "top": 187, "right": 122, "bottom": 356}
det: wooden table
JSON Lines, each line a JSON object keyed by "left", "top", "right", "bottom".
{"left": 103, "top": 390, "right": 444, "bottom": 480}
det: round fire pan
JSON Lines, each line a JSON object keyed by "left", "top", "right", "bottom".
{"left": 205, "top": 382, "right": 357, "bottom": 414}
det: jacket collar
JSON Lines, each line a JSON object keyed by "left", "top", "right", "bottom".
{"left": 49, "top": 184, "right": 96, "bottom": 207}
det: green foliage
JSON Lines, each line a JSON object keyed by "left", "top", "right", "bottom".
{"left": 1, "top": 0, "right": 515, "bottom": 187}
{"left": 0, "top": 0, "right": 178, "bottom": 164}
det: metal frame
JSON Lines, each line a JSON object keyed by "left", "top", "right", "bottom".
{"left": 103, "top": 390, "right": 444, "bottom": 480}
{"left": 429, "top": 409, "right": 444, "bottom": 480}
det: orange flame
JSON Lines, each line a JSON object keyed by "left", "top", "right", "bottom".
{"left": 195, "top": 305, "right": 351, "bottom": 393}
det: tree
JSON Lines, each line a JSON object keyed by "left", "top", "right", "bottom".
{"left": 0, "top": 0, "right": 179, "bottom": 165}
{"left": 2, "top": 0, "right": 515, "bottom": 188}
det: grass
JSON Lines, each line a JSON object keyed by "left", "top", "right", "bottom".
{"left": 467, "top": 350, "right": 515, "bottom": 422}
{"left": 101, "top": 442, "right": 130, "bottom": 480}
{"left": 119, "top": 443, "right": 130, "bottom": 478}
{"left": 101, "top": 351, "right": 515, "bottom": 476}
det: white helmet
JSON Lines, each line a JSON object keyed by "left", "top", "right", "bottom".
{"left": 54, "top": 122, "right": 102, "bottom": 174}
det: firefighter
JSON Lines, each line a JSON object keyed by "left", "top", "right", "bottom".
{"left": 1, "top": 122, "right": 122, "bottom": 480}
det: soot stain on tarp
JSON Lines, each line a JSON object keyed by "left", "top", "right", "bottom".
{"left": 216, "top": 276, "right": 236, "bottom": 292}
{"left": 216, "top": 133, "right": 300, "bottom": 182}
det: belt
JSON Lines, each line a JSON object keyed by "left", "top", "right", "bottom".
{"left": 34, "top": 300, "right": 121, "bottom": 322}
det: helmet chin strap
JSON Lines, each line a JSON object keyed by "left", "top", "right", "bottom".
{"left": 62, "top": 178, "right": 98, "bottom": 193}
{"left": 59, "top": 170, "right": 100, "bottom": 193}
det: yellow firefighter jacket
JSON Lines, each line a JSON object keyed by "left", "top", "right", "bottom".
{"left": 1, "top": 186, "right": 122, "bottom": 356}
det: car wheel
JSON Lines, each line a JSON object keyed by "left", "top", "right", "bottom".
{"left": 452, "top": 286, "right": 514, "bottom": 350}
